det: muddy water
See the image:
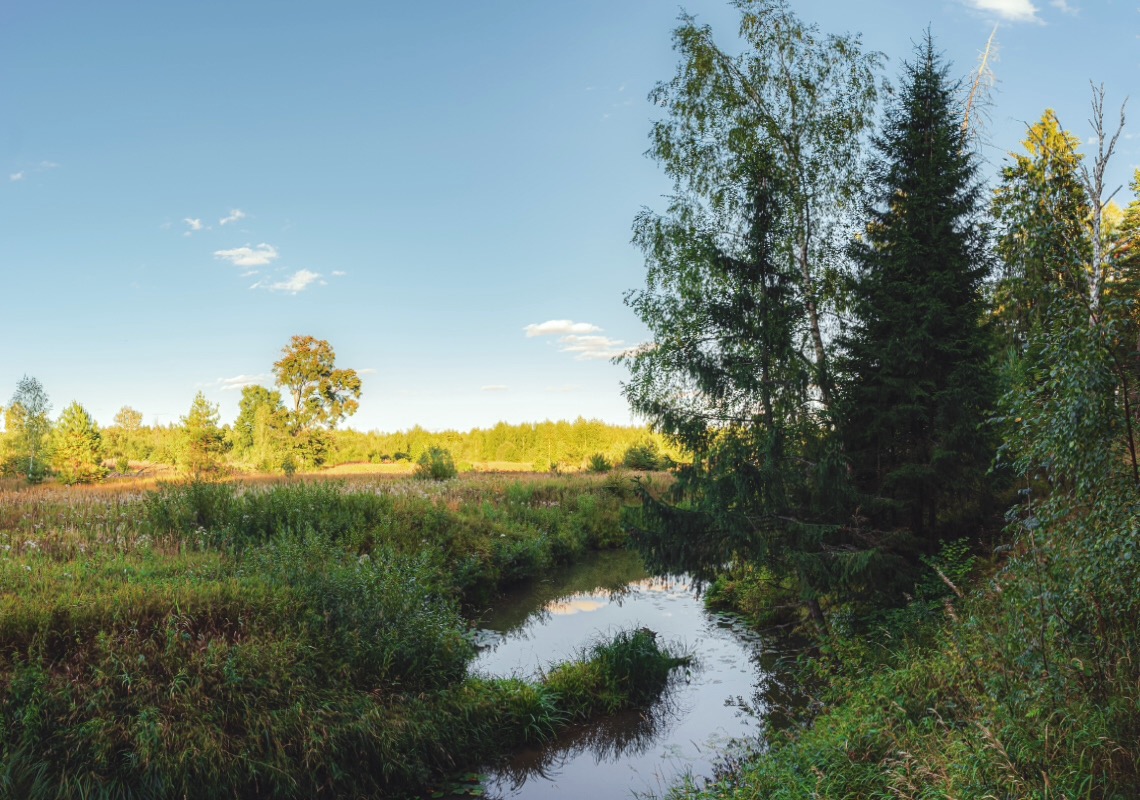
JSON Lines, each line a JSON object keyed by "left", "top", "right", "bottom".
{"left": 469, "top": 550, "right": 798, "bottom": 800}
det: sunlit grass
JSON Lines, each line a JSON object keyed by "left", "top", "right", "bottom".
{"left": 0, "top": 470, "right": 684, "bottom": 798}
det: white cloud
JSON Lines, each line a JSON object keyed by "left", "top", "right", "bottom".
{"left": 216, "top": 374, "right": 272, "bottom": 391}
{"left": 8, "top": 162, "right": 58, "bottom": 183}
{"left": 558, "top": 334, "right": 630, "bottom": 361}
{"left": 331, "top": 270, "right": 347, "bottom": 277}
{"left": 215, "top": 243, "right": 279, "bottom": 268}
{"left": 253, "top": 269, "right": 323, "bottom": 294}
{"left": 358, "top": 367, "right": 378, "bottom": 375}
{"left": 964, "top": 0, "right": 1041, "bottom": 22}
{"left": 183, "top": 218, "right": 205, "bottom": 236}
{"left": 481, "top": 385, "right": 509, "bottom": 392}
{"left": 219, "top": 208, "right": 246, "bottom": 226}
{"left": 1050, "top": 0, "right": 1077, "bottom": 12}
{"left": 524, "top": 319, "right": 603, "bottom": 338}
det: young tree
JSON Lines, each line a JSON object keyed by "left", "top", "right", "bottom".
{"left": 179, "top": 391, "right": 225, "bottom": 479}
{"left": 273, "top": 335, "right": 362, "bottom": 466}
{"left": 991, "top": 109, "right": 1090, "bottom": 342}
{"left": 51, "top": 401, "right": 106, "bottom": 484}
{"left": 839, "top": 35, "right": 996, "bottom": 547}
{"left": 636, "top": 0, "right": 881, "bottom": 411}
{"left": 229, "top": 385, "right": 292, "bottom": 472}
{"left": 5, "top": 376, "right": 52, "bottom": 483}
{"left": 107, "top": 405, "right": 145, "bottom": 463}
{"left": 621, "top": 1, "right": 882, "bottom": 624}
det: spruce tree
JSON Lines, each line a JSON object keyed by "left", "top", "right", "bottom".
{"left": 840, "top": 35, "right": 995, "bottom": 547}
{"left": 51, "top": 401, "right": 106, "bottom": 485}
{"left": 179, "top": 392, "right": 225, "bottom": 479}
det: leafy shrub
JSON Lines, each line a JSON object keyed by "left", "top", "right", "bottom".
{"left": 415, "top": 446, "right": 458, "bottom": 481}
{"left": 586, "top": 452, "right": 612, "bottom": 473}
{"left": 622, "top": 440, "right": 661, "bottom": 470}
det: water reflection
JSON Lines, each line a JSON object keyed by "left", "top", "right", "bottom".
{"left": 469, "top": 551, "right": 801, "bottom": 800}
{"left": 492, "top": 688, "right": 683, "bottom": 794}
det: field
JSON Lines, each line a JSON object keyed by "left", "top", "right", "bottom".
{"left": 0, "top": 470, "right": 683, "bottom": 799}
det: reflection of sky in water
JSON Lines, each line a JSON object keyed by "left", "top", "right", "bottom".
{"left": 546, "top": 598, "right": 607, "bottom": 615}
{"left": 470, "top": 568, "right": 777, "bottom": 800}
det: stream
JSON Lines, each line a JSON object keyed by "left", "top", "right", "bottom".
{"left": 468, "top": 550, "right": 800, "bottom": 799}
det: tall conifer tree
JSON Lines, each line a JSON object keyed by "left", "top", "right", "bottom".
{"left": 840, "top": 35, "right": 995, "bottom": 545}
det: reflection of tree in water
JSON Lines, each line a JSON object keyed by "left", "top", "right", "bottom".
{"left": 484, "top": 680, "right": 687, "bottom": 797}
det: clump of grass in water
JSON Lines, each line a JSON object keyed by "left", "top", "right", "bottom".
{"left": 544, "top": 628, "right": 691, "bottom": 720}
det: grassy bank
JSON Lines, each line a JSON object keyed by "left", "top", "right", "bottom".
{"left": 668, "top": 523, "right": 1140, "bottom": 799}
{"left": 0, "top": 472, "right": 685, "bottom": 798}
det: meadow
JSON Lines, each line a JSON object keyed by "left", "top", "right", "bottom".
{"left": 0, "top": 471, "right": 686, "bottom": 799}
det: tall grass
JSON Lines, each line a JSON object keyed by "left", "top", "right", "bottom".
{"left": 0, "top": 472, "right": 684, "bottom": 798}
{"left": 663, "top": 530, "right": 1140, "bottom": 800}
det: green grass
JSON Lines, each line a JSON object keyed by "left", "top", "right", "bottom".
{"left": 0, "top": 473, "right": 684, "bottom": 799}
{"left": 664, "top": 530, "right": 1140, "bottom": 800}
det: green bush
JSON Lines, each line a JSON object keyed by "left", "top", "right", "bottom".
{"left": 415, "top": 446, "right": 458, "bottom": 481}
{"left": 586, "top": 452, "right": 612, "bottom": 472}
{"left": 622, "top": 440, "right": 661, "bottom": 470}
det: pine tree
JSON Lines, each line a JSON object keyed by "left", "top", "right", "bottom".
{"left": 51, "top": 401, "right": 106, "bottom": 485}
{"left": 179, "top": 392, "right": 225, "bottom": 479}
{"left": 840, "top": 34, "right": 995, "bottom": 546}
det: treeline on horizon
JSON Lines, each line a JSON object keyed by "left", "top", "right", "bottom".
{"left": 1, "top": 333, "right": 681, "bottom": 482}
{"left": 0, "top": 402, "right": 678, "bottom": 480}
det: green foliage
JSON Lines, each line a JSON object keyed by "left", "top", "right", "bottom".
{"left": 839, "top": 34, "right": 996, "bottom": 549}
{"left": 229, "top": 385, "right": 292, "bottom": 472}
{"left": 586, "top": 452, "right": 612, "bottom": 473}
{"left": 544, "top": 629, "right": 688, "bottom": 719}
{"left": 50, "top": 401, "right": 107, "bottom": 485}
{"left": 178, "top": 391, "right": 225, "bottom": 479}
{"left": 660, "top": 90, "right": 1140, "bottom": 800}
{"left": 0, "top": 474, "right": 680, "bottom": 798}
{"left": 620, "top": 440, "right": 662, "bottom": 471}
{"left": 5, "top": 375, "right": 52, "bottom": 483}
{"left": 991, "top": 109, "right": 1090, "bottom": 342}
{"left": 273, "top": 336, "right": 361, "bottom": 467}
{"left": 415, "top": 446, "right": 458, "bottom": 481}
{"left": 621, "top": 0, "right": 884, "bottom": 618}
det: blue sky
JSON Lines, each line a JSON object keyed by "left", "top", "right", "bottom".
{"left": 1, "top": 0, "right": 1136, "bottom": 432}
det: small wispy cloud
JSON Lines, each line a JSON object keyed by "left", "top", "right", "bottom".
{"left": 183, "top": 218, "right": 205, "bottom": 236}
{"left": 219, "top": 208, "right": 247, "bottom": 226}
{"left": 8, "top": 161, "right": 58, "bottom": 183}
{"left": 525, "top": 319, "right": 638, "bottom": 361}
{"left": 252, "top": 269, "right": 324, "bottom": 294}
{"left": 331, "top": 270, "right": 347, "bottom": 277}
{"left": 963, "top": 0, "right": 1041, "bottom": 22}
{"left": 215, "top": 373, "right": 272, "bottom": 391}
{"left": 1050, "top": 0, "right": 1077, "bottom": 12}
{"left": 524, "top": 320, "right": 603, "bottom": 338}
{"left": 215, "top": 243, "right": 279, "bottom": 268}
{"left": 558, "top": 334, "right": 630, "bottom": 361}
{"left": 358, "top": 368, "right": 378, "bottom": 375}
{"left": 481, "top": 385, "right": 509, "bottom": 392}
